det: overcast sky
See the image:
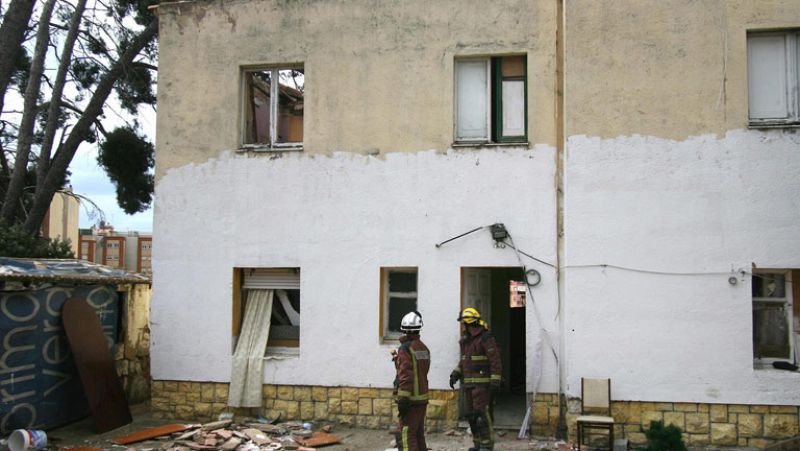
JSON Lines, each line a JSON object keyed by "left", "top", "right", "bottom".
{"left": 69, "top": 103, "right": 156, "bottom": 233}
{"left": 3, "top": 4, "right": 157, "bottom": 234}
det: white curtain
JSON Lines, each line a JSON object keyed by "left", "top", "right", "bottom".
{"left": 228, "top": 289, "right": 273, "bottom": 407}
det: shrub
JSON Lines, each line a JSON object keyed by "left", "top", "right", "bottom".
{"left": 0, "top": 225, "right": 75, "bottom": 258}
{"left": 644, "top": 420, "right": 687, "bottom": 451}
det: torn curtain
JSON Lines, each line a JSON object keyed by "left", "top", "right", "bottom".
{"left": 228, "top": 289, "right": 273, "bottom": 407}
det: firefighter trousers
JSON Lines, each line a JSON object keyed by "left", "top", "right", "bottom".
{"left": 464, "top": 386, "right": 494, "bottom": 450}
{"left": 396, "top": 403, "right": 427, "bottom": 451}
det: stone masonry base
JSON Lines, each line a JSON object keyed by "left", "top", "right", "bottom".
{"left": 151, "top": 381, "right": 458, "bottom": 431}
{"left": 152, "top": 382, "right": 799, "bottom": 447}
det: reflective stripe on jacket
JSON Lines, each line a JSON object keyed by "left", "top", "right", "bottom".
{"left": 394, "top": 334, "right": 430, "bottom": 404}
{"left": 454, "top": 327, "right": 501, "bottom": 386}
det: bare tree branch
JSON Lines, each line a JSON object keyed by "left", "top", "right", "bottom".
{"left": 38, "top": 0, "right": 88, "bottom": 190}
{"left": 0, "top": 0, "right": 56, "bottom": 224}
{"left": 24, "top": 17, "right": 158, "bottom": 234}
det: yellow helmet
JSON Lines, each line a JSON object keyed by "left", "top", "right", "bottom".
{"left": 458, "top": 307, "right": 481, "bottom": 324}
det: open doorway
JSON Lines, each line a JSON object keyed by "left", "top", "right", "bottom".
{"left": 461, "top": 267, "right": 527, "bottom": 428}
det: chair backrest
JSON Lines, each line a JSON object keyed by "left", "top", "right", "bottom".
{"left": 581, "top": 378, "right": 611, "bottom": 414}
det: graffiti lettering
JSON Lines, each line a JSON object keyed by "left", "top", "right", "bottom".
{"left": 43, "top": 335, "right": 69, "bottom": 365}
{"left": 0, "top": 326, "right": 36, "bottom": 374}
{"left": 0, "top": 372, "right": 35, "bottom": 402}
{"left": 42, "top": 369, "right": 71, "bottom": 398}
{"left": 1, "top": 293, "right": 39, "bottom": 322}
{"left": 45, "top": 288, "right": 71, "bottom": 316}
{"left": 1, "top": 403, "right": 35, "bottom": 431}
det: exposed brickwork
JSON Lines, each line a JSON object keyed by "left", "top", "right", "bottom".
{"left": 151, "top": 382, "right": 800, "bottom": 447}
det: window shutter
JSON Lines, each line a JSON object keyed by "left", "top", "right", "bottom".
{"left": 243, "top": 268, "right": 300, "bottom": 289}
{"left": 748, "top": 34, "right": 790, "bottom": 120}
{"left": 456, "top": 59, "right": 490, "bottom": 141}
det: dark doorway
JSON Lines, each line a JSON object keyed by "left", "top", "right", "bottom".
{"left": 461, "top": 267, "right": 527, "bottom": 428}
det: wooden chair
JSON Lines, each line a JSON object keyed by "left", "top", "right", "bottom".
{"left": 576, "top": 378, "right": 614, "bottom": 450}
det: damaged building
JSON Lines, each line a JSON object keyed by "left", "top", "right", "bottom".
{"left": 151, "top": 0, "right": 800, "bottom": 447}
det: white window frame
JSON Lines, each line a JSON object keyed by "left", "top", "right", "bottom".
{"left": 752, "top": 270, "right": 794, "bottom": 367}
{"left": 381, "top": 267, "right": 418, "bottom": 341}
{"left": 454, "top": 58, "right": 492, "bottom": 143}
{"left": 747, "top": 31, "right": 800, "bottom": 126}
{"left": 241, "top": 65, "right": 304, "bottom": 150}
{"left": 454, "top": 55, "right": 528, "bottom": 144}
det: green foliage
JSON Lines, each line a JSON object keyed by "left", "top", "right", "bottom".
{"left": 0, "top": 225, "right": 75, "bottom": 258}
{"left": 97, "top": 126, "right": 154, "bottom": 214}
{"left": 72, "top": 59, "right": 103, "bottom": 91}
{"left": 116, "top": 64, "right": 156, "bottom": 114}
{"left": 11, "top": 48, "right": 31, "bottom": 92}
{"left": 644, "top": 421, "right": 687, "bottom": 451}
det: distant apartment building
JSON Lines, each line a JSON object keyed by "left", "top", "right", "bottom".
{"left": 79, "top": 224, "right": 152, "bottom": 275}
{"left": 42, "top": 190, "right": 80, "bottom": 256}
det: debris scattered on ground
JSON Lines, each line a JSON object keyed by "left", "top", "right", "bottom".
{"left": 113, "top": 424, "right": 192, "bottom": 445}
{"left": 110, "top": 417, "right": 339, "bottom": 450}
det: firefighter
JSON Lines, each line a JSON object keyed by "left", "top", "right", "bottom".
{"left": 392, "top": 311, "right": 430, "bottom": 451}
{"left": 449, "top": 307, "right": 502, "bottom": 451}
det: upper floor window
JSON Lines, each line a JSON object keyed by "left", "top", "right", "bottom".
{"left": 747, "top": 31, "right": 800, "bottom": 126}
{"left": 455, "top": 55, "right": 527, "bottom": 144}
{"left": 242, "top": 66, "right": 304, "bottom": 149}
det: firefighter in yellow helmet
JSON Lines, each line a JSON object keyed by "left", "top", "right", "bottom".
{"left": 449, "top": 307, "right": 502, "bottom": 451}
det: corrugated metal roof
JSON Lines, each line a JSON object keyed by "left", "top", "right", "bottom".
{"left": 0, "top": 258, "right": 150, "bottom": 284}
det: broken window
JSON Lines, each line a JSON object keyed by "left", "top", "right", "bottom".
{"left": 243, "top": 66, "right": 304, "bottom": 148}
{"left": 752, "top": 270, "right": 798, "bottom": 367}
{"left": 233, "top": 268, "right": 301, "bottom": 351}
{"left": 381, "top": 267, "right": 418, "bottom": 340}
{"left": 455, "top": 55, "right": 527, "bottom": 143}
{"left": 747, "top": 31, "right": 800, "bottom": 126}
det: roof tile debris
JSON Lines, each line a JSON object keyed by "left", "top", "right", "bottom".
{"left": 112, "top": 418, "right": 340, "bottom": 450}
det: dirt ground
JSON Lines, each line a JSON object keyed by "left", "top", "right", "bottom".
{"left": 39, "top": 403, "right": 563, "bottom": 451}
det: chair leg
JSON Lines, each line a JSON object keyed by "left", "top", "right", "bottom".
{"left": 609, "top": 425, "right": 614, "bottom": 451}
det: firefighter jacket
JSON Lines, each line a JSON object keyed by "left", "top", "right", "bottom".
{"left": 454, "top": 326, "right": 502, "bottom": 387}
{"left": 394, "top": 334, "right": 430, "bottom": 405}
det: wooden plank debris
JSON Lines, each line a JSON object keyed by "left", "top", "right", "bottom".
{"left": 62, "top": 297, "right": 132, "bottom": 432}
{"left": 295, "top": 432, "right": 340, "bottom": 447}
{"left": 112, "top": 424, "right": 190, "bottom": 445}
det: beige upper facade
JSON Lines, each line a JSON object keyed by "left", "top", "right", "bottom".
{"left": 566, "top": 0, "right": 800, "bottom": 140}
{"left": 155, "top": 0, "right": 557, "bottom": 179}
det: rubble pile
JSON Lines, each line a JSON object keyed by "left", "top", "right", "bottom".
{"left": 115, "top": 419, "right": 340, "bottom": 451}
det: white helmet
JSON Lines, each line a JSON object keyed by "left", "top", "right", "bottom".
{"left": 400, "top": 311, "right": 423, "bottom": 333}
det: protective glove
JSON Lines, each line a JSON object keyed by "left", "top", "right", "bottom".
{"left": 397, "top": 398, "right": 410, "bottom": 418}
{"left": 490, "top": 381, "right": 502, "bottom": 397}
{"left": 449, "top": 370, "right": 461, "bottom": 389}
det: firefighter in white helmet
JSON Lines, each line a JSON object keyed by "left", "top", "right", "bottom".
{"left": 391, "top": 311, "right": 430, "bottom": 451}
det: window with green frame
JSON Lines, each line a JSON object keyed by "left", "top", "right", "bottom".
{"left": 455, "top": 55, "right": 527, "bottom": 143}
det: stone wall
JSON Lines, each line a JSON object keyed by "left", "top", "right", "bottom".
{"left": 114, "top": 283, "right": 152, "bottom": 404}
{"left": 151, "top": 381, "right": 458, "bottom": 432}
{"left": 530, "top": 393, "right": 800, "bottom": 449}
{"left": 151, "top": 383, "right": 799, "bottom": 447}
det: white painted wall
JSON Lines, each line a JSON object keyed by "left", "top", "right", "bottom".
{"left": 151, "top": 146, "right": 559, "bottom": 392}
{"left": 564, "top": 129, "right": 800, "bottom": 405}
